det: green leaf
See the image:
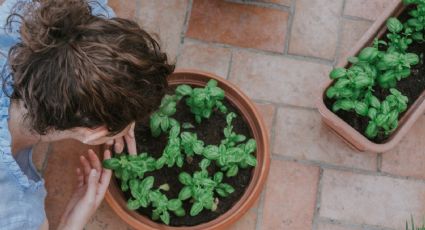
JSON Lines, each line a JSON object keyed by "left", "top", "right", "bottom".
{"left": 179, "top": 172, "right": 192, "bottom": 185}
{"left": 221, "top": 183, "right": 235, "bottom": 194}
{"left": 127, "top": 199, "right": 142, "bottom": 210}
{"left": 156, "top": 157, "right": 166, "bottom": 169}
{"left": 329, "top": 67, "right": 347, "bottom": 79}
{"left": 382, "top": 53, "right": 399, "bottom": 67}
{"left": 226, "top": 112, "right": 237, "bottom": 125}
{"left": 235, "top": 134, "right": 246, "bottom": 142}
{"left": 368, "top": 95, "right": 381, "bottom": 108}
{"left": 354, "top": 101, "right": 369, "bottom": 116}
{"left": 202, "top": 146, "right": 219, "bottom": 160}
{"left": 244, "top": 139, "right": 257, "bottom": 153}
{"left": 160, "top": 211, "right": 170, "bottom": 225}
{"left": 169, "top": 125, "right": 180, "bottom": 138}
{"left": 226, "top": 165, "right": 239, "bottom": 177}
{"left": 207, "top": 79, "right": 218, "bottom": 87}
{"left": 334, "top": 78, "right": 351, "bottom": 89}
{"left": 332, "top": 99, "right": 354, "bottom": 112}
{"left": 176, "top": 84, "right": 193, "bottom": 96}
{"left": 182, "top": 122, "right": 195, "bottom": 129}
{"left": 214, "top": 172, "right": 224, "bottom": 183}
{"left": 246, "top": 154, "right": 257, "bottom": 166}
{"left": 178, "top": 186, "right": 192, "bottom": 200}
{"left": 378, "top": 71, "right": 396, "bottom": 88}
{"left": 353, "top": 74, "right": 373, "bottom": 89}
{"left": 381, "top": 101, "right": 390, "bottom": 114}
{"left": 368, "top": 108, "right": 378, "bottom": 120}
{"left": 209, "top": 87, "right": 225, "bottom": 98}
{"left": 174, "top": 208, "right": 186, "bottom": 217}
{"left": 160, "top": 116, "right": 170, "bottom": 132}
{"left": 365, "top": 122, "right": 378, "bottom": 138}
{"left": 190, "top": 202, "right": 204, "bottom": 216}
{"left": 215, "top": 188, "right": 228, "bottom": 197}
{"left": 387, "top": 17, "right": 403, "bottom": 33}
{"left": 348, "top": 56, "right": 359, "bottom": 64}
{"left": 167, "top": 199, "right": 182, "bottom": 211}
{"left": 141, "top": 176, "right": 155, "bottom": 191}
{"left": 193, "top": 141, "right": 205, "bottom": 155}
{"left": 215, "top": 188, "right": 229, "bottom": 197}
{"left": 199, "top": 159, "right": 211, "bottom": 170}
{"left": 102, "top": 158, "right": 120, "bottom": 170}
{"left": 358, "top": 47, "right": 379, "bottom": 62}
{"left": 405, "top": 53, "right": 419, "bottom": 65}
{"left": 176, "top": 156, "right": 184, "bottom": 168}
{"left": 150, "top": 113, "right": 162, "bottom": 137}
{"left": 161, "top": 101, "right": 177, "bottom": 116}
{"left": 159, "top": 183, "right": 170, "bottom": 191}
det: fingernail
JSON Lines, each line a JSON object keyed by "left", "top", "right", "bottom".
{"left": 91, "top": 169, "right": 97, "bottom": 177}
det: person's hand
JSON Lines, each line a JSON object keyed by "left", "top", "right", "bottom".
{"left": 57, "top": 149, "right": 112, "bottom": 230}
{"left": 106, "top": 122, "right": 137, "bottom": 155}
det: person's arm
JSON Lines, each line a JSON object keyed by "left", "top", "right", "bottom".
{"left": 56, "top": 149, "right": 112, "bottom": 230}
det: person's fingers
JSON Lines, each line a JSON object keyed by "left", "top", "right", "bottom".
{"left": 128, "top": 122, "right": 135, "bottom": 138}
{"left": 87, "top": 149, "right": 102, "bottom": 173}
{"left": 83, "top": 128, "right": 109, "bottom": 144}
{"left": 96, "top": 150, "right": 112, "bottom": 205}
{"left": 76, "top": 168, "right": 84, "bottom": 187}
{"left": 114, "top": 137, "right": 124, "bottom": 154}
{"left": 84, "top": 169, "right": 99, "bottom": 206}
{"left": 124, "top": 134, "right": 137, "bottom": 155}
{"left": 106, "top": 139, "right": 114, "bottom": 146}
{"left": 80, "top": 155, "right": 91, "bottom": 183}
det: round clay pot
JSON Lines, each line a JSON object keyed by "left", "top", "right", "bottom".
{"left": 104, "top": 69, "right": 270, "bottom": 230}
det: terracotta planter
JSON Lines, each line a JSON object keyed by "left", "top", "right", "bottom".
{"left": 317, "top": 0, "right": 425, "bottom": 153}
{"left": 104, "top": 69, "right": 270, "bottom": 229}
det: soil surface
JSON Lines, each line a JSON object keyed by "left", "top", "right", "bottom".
{"left": 116, "top": 87, "right": 255, "bottom": 226}
{"left": 324, "top": 7, "right": 425, "bottom": 143}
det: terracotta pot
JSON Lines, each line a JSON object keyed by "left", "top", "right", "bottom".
{"left": 317, "top": 0, "right": 425, "bottom": 153}
{"left": 104, "top": 69, "right": 270, "bottom": 229}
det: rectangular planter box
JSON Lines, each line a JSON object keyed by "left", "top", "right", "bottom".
{"left": 317, "top": 0, "right": 425, "bottom": 153}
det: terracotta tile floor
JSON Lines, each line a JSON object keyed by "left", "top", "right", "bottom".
{"left": 16, "top": 0, "right": 424, "bottom": 229}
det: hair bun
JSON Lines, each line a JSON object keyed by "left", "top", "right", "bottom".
{"left": 9, "top": 0, "right": 93, "bottom": 52}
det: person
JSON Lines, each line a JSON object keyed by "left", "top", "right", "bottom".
{"left": 0, "top": 0, "right": 173, "bottom": 229}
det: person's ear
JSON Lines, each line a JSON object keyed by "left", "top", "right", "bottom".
{"left": 80, "top": 126, "right": 109, "bottom": 144}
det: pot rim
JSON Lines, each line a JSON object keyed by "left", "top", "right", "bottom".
{"left": 316, "top": 0, "right": 425, "bottom": 153}
{"left": 104, "top": 69, "right": 271, "bottom": 229}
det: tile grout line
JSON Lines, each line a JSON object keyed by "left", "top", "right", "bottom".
{"left": 377, "top": 152, "right": 383, "bottom": 172}
{"left": 283, "top": 0, "right": 296, "bottom": 54}
{"left": 226, "top": 50, "right": 234, "bottom": 80}
{"left": 226, "top": 0, "right": 291, "bottom": 11}
{"left": 254, "top": 96, "right": 280, "bottom": 230}
{"left": 175, "top": 0, "right": 193, "bottom": 64}
{"left": 184, "top": 37, "right": 335, "bottom": 66}
{"left": 342, "top": 14, "right": 375, "bottom": 23}
{"left": 255, "top": 189, "right": 266, "bottom": 230}
{"left": 318, "top": 217, "right": 397, "bottom": 230}
{"left": 333, "top": 0, "right": 347, "bottom": 67}
{"left": 252, "top": 99, "right": 318, "bottom": 112}
{"left": 271, "top": 154, "right": 425, "bottom": 184}
{"left": 268, "top": 99, "right": 280, "bottom": 156}
{"left": 311, "top": 168, "right": 324, "bottom": 230}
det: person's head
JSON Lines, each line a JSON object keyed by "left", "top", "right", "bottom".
{"left": 5, "top": 0, "right": 173, "bottom": 144}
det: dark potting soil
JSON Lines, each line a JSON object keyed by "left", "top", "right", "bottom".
{"left": 116, "top": 87, "right": 254, "bottom": 226}
{"left": 324, "top": 6, "right": 425, "bottom": 143}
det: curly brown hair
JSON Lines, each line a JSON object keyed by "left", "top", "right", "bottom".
{"left": 4, "top": 0, "right": 173, "bottom": 135}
